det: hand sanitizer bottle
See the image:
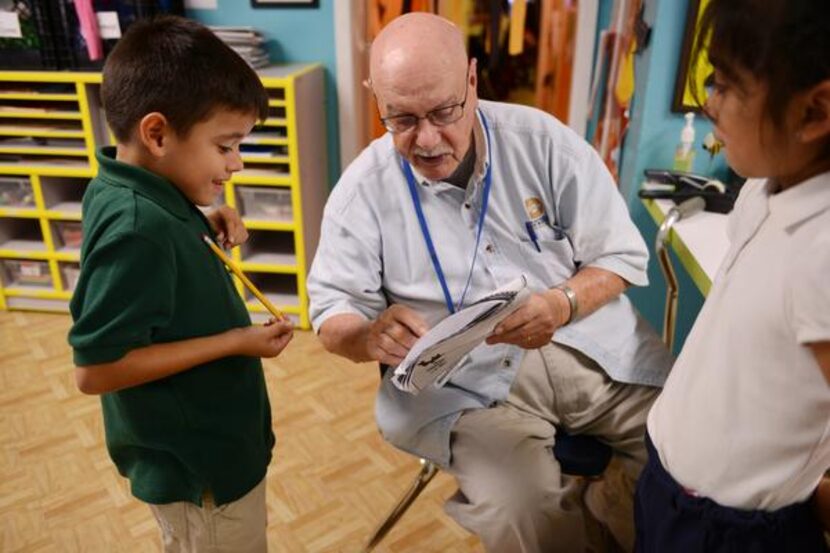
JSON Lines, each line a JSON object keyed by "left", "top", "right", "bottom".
{"left": 673, "top": 112, "right": 696, "bottom": 172}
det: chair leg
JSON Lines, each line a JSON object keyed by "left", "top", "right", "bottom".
{"left": 363, "top": 459, "right": 439, "bottom": 552}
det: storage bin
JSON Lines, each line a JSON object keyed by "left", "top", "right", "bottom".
{"left": 237, "top": 186, "right": 292, "bottom": 221}
{"left": 2, "top": 259, "right": 51, "bottom": 287}
{"left": 54, "top": 220, "right": 82, "bottom": 248}
{"left": 61, "top": 263, "right": 80, "bottom": 291}
{"left": 0, "top": 1, "right": 59, "bottom": 69}
{"left": 0, "top": 177, "right": 35, "bottom": 208}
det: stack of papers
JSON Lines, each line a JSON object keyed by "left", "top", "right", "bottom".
{"left": 392, "top": 276, "right": 530, "bottom": 394}
{"left": 210, "top": 26, "right": 270, "bottom": 69}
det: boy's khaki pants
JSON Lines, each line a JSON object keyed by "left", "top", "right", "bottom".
{"left": 149, "top": 477, "right": 267, "bottom": 553}
{"left": 444, "top": 343, "right": 660, "bottom": 553}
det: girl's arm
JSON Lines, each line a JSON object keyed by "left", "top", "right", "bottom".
{"left": 809, "top": 341, "right": 830, "bottom": 385}
{"left": 814, "top": 475, "right": 830, "bottom": 532}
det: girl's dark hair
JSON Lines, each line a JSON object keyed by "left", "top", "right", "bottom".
{"left": 102, "top": 16, "right": 269, "bottom": 142}
{"left": 691, "top": 0, "right": 830, "bottom": 127}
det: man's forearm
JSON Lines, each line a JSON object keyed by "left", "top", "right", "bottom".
{"left": 544, "top": 266, "right": 628, "bottom": 323}
{"left": 318, "top": 313, "right": 373, "bottom": 362}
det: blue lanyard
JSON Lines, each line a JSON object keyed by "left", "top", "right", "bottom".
{"left": 402, "top": 111, "right": 493, "bottom": 314}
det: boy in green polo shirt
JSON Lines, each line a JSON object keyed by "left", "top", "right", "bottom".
{"left": 68, "top": 16, "right": 293, "bottom": 552}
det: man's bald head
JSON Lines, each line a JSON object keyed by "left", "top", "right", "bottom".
{"left": 370, "top": 13, "right": 468, "bottom": 92}
{"left": 368, "top": 12, "right": 478, "bottom": 182}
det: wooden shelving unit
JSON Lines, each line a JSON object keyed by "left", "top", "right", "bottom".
{"left": 0, "top": 64, "right": 327, "bottom": 328}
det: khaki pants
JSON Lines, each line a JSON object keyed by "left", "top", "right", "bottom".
{"left": 444, "top": 343, "right": 659, "bottom": 553}
{"left": 149, "top": 477, "right": 267, "bottom": 553}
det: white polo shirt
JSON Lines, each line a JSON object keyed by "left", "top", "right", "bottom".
{"left": 648, "top": 172, "right": 830, "bottom": 510}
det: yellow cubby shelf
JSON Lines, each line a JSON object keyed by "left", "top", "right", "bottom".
{"left": 0, "top": 64, "right": 328, "bottom": 329}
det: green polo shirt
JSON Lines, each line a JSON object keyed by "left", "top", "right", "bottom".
{"left": 69, "top": 147, "right": 274, "bottom": 506}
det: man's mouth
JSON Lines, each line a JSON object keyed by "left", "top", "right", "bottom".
{"left": 415, "top": 153, "right": 449, "bottom": 166}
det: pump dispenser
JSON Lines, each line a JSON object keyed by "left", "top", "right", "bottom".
{"left": 673, "top": 112, "right": 696, "bottom": 172}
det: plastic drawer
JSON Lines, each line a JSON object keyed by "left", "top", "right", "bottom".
{"left": 53, "top": 220, "right": 83, "bottom": 248}
{"left": 60, "top": 262, "right": 80, "bottom": 291}
{"left": 0, "top": 177, "right": 35, "bottom": 208}
{"left": 2, "top": 259, "right": 52, "bottom": 287}
{"left": 237, "top": 186, "right": 292, "bottom": 221}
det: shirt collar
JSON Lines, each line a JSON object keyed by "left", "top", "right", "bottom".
{"left": 408, "top": 108, "right": 490, "bottom": 188}
{"left": 95, "top": 147, "right": 193, "bottom": 220}
{"left": 767, "top": 170, "right": 830, "bottom": 231}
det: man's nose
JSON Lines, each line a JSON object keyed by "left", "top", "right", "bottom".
{"left": 413, "top": 119, "right": 442, "bottom": 150}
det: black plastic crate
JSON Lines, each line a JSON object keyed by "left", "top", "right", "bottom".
{"left": 62, "top": 0, "right": 186, "bottom": 70}
{"left": 0, "top": 0, "right": 185, "bottom": 71}
{"left": 0, "top": 1, "right": 59, "bottom": 69}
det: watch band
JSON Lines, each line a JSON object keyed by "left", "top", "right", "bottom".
{"left": 556, "top": 284, "right": 578, "bottom": 325}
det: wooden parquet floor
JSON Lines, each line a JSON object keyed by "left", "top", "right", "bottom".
{"left": 0, "top": 311, "right": 482, "bottom": 553}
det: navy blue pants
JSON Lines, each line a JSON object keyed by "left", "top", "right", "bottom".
{"left": 635, "top": 433, "right": 828, "bottom": 553}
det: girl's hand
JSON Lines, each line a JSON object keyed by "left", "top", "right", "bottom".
{"left": 234, "top": 318, "right": 294, "bottom": 358}
{"left": 206, "top": 205, "right": 249, "bottom": 249}
{"left": 814, "top": 475, "right": 830, "bottom": 532}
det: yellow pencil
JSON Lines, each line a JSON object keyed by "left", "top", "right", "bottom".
{"left": 202, "top": 235, "right": 285, "bottom": 321}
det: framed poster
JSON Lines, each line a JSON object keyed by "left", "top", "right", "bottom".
{"left": 251, "top": 0, "right": 319, "bottom": 7}
{"left": 672, "top": 0, "right": 713, "bottom": 112}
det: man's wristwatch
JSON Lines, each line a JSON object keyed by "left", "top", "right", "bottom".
{"left": 556, "top": 284, "right": 578, "bottom": 325}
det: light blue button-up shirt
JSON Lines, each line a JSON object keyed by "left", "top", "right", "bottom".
{"left": 308, "top": 100, "right": 672, "bottom": 466}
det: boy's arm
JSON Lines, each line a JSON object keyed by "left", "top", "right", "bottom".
{"left": 76, "top": 318, "right": 293, "bottom": 395}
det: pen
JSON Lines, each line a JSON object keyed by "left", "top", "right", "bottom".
{"left": 201, "top": 235, "right": 285, "bottom": 321}
{"left": 524, "top": 221, "right": 541, "bottom": 252}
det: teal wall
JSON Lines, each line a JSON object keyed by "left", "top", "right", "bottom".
{"left": 617, "top": 0, "right": 726, "bottom": 354}
{"left": 187, "top": 1, "right": 339, "bottom": 188}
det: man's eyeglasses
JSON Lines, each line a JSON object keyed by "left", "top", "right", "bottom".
{"left": 379, "top": 68, "right": 471, "bottom": 134}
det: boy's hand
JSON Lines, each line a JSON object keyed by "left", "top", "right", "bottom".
{"left": 206, "top": 205, "right": 249, "bottom": 249}
{"left": 234, "top": 318, "right": 294, "bottom": 358}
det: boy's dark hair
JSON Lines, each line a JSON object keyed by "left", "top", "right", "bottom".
{"left": 102, "top": 16, "right": 269, "bottom": 142}
{"left": 691, "top": 0, "right": 830, "bottom": 129}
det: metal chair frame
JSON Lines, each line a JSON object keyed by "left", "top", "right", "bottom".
{"left": 363, "top": 416, "right": 611, "bottom": 552}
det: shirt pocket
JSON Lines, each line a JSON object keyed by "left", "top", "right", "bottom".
{"left": 517, "top": 232, "right": 575, "bottom": 284}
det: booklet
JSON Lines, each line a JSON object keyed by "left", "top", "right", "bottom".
{"left": 392, "top": 275, "right": 530, "bottom": 394}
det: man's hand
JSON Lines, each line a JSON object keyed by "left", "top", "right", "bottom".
{"left": 366, "top": 304, "right": 429, "bottom": 366}
{"left": 206, "top": 205, "right": 249, "bottom": 249}
{"left": 486, "top": 289, "right": 569, "bottom": 349}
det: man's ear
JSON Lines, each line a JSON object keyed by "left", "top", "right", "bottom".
{"left": 137, "top": 112, "right": 171, "bottom": 157}
{"left": 468, "top": 57, "right": 478, "bottom": 90}
{"left": 797, "top": 80, "right": 830, "bottom": 144}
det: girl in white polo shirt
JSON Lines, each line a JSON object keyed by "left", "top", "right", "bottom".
{"left": 635, "top": 0, "right": 830, "bottom": 551}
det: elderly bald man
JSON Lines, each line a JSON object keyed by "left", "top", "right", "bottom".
{"left": 308, "top": 13, "right": 672, "bottom": 553}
